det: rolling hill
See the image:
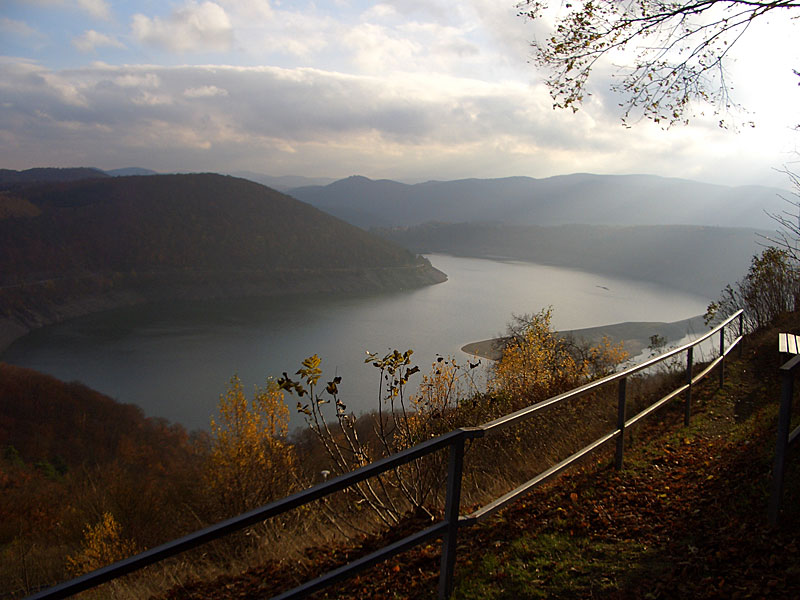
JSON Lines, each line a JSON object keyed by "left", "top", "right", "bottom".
{"left": 0, "top": 173, "right": 445, "bottom": 350}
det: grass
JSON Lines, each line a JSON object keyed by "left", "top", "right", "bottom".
{"left": 454, "top": 532, "right": 653, "bottom": 599}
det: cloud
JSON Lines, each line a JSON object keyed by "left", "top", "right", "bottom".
{"left": 0, "top": 17, "right": 41, "bottom": 38}
{"left": 132, "top": 1, "right": 233, "bottom": 53}
{"left": 114, "top": 73, "right": 161, "bottom": 88}
{"left": 77, "top": 0, "right": 111, "bottom": 20}
{"left": 0, "top": 59, "right": 791, "bottom": 188}
{"left": 72, "top": 30, "right": 124, "bottom": 52}
{"left": 217, "top": 0, "right": 273, "bottom": 20}
{"left": 130, "top": 92, "right": 173, "bottom": 106}
{"left": 184, "top": 85, "right": 229, "bottom": 98}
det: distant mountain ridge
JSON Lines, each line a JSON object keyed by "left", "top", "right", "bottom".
{"left": 0, "top": 167, "right": 108, "bottom": 190}
{"left": 0, "top": 173, "right": 445, "bottom": 350}
{"left": 288, "top": 173, "right": 787, "bottom": 230}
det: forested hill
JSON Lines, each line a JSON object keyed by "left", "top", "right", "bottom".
{"left": 0, "top": 173, "right": 445, "bottom": 349}
{"left": 288, "top": 173, "right": 786, "bottom": 230}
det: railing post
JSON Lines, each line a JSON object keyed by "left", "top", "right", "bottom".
{"left": 615, "top": 377, "right": 627, "bottom": 470}
{"left": 684, "top": 346, "right": 694, "bottom": 426}
{"left": 770, "top": 368, "right": 795, "bottom": 525}
{"left": 719, "top": 326, "right": 726, "bottom": 387}
{"left": 438, "top": 432, "right": 465, "bottom": 599}
{"left": 738, "top": 312, "right": 744, "bottom": 358}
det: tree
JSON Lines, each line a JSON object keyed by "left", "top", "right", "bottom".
{"left": 705, "top": 246, "right": 799, "bottom": 332}
{"left": 491, "top": 308, "right": 628, "bottom": 405}
{"left": 519, "top": 0, "right": 800, "bottom": 126}
{"left": 206, "top": 376, "right": 296, "bottom": 516}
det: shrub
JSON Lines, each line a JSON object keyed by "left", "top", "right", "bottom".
{"left": 65, "top": 512, "right": 136, "bottom": 576}
{"left": 490, "top": 308, "right": 627, "bottom": 408}
{"left": 206, "top": 376, "right": 297, "bottom": 516}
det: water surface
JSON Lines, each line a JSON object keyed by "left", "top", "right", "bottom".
{"left": 1, "top": 255, "right": 709, "bottom": 431}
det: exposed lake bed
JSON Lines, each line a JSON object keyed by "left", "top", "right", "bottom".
{"left": 462, "top": 314, "right": 709, "bottom": 361}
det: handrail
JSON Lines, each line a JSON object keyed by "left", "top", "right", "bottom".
{"left": 26, "top": 429, "right": 474, "bottom": 600}
{"left": 26, "top": 309, "right": 744, "bottom": 600}
{"left": 479, "top": 309, "right": 743, "bottom": 434}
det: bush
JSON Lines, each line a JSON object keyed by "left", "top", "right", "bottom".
{"left": 205, "top": 376, "right": 297, "bottom": 517}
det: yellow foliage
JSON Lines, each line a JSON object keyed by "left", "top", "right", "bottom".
{"left": 586, "top": 335, "right": 629, "bottom": 378}
{"left": 491, "top": 308, "right": 627, "bottom": 406}
{"left": 207, "top": 376, "right": 296, "bottom": 514}
{"left": 66, "top": 512, "right": 136, "bottom": 576}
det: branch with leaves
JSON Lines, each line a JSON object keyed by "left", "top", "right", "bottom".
{"left": 520, "top": 0, "right": 800, "bottom": 126}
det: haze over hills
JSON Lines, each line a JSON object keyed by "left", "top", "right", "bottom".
{"left": 376, "top": 222, "right": 765, "bottom": 299}
{"left": 288, "top": 173, "right": 788, "bottom": 230}
{"left": 0, "top": 173, "right": 445, "bottom": 350}
{"left": 106, "top": 167, "right": 158, "bottom": 177}
{"left": 231, "top": 171, "right": 337, "bottom": 192}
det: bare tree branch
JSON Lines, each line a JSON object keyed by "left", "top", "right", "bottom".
{"left": 519, "top": 0, "right": 800, "bottom": 126}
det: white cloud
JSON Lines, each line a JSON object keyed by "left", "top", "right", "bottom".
{"left": 130, "top": 92, "right": 173, "bottom": 106}
{"left": 0, "top": 17, "right": 41, "bottom": 38}
{"left": 72, "top": 30, "right": 124, "bottom": 52}
{"left": 343, "top": 23, "right": 421, "bottom": 73}
{"left": 362, "top": 4, "right": 398, "bottom": 21}
{"left": 217, "top": 0, "right": 273, "bottom": 20}
{"left": 132, "top": 1, "right": 233, "bottom": 53}
{"left": 77, "top": 0, "right": 111, "bottom": 20}
{"left": 114, "top": 73, "right": 161, "bottom": 88}
{"left": 184, "top": 85, "right": 229, "bottom": 97}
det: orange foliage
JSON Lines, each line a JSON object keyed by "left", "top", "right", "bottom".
{"left": 66, "top": 512, "right": 137, "bottom": 576}
{"left": 206, "top": 376, "right": 297, "bottom": 515}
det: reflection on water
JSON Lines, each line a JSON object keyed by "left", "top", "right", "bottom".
{"left": 1, "top": 255, "right": 709, "bottom": 431}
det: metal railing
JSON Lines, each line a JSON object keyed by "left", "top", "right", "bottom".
{"left": 770, "top": 353, "right": 800, "bottom": 524}
{"left": 27, "top": 309, "right": 744, "bottom": 600}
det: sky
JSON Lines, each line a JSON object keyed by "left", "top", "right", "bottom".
{"left": 1, "top": 0, "right": 798, "bottom": 187}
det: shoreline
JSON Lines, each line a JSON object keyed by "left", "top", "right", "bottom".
{"left": 461, "top": 315, "right": 708, "bottom": 361}
{"left": 0, "top": 264, "right": 447, "bottom": 355}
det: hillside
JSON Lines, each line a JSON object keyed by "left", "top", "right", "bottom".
{"left": 377, "top": 222, "right": 763, "bottom": 298}
{"left": 0, "top": 363, "right": 204, "bottom": 596}
{"left": 0, "top": 173, "right": 445, "bottom": 350}
{"left": 149, "top": 314, "right": 800, "bottom": 599}
{"left": 288, "top": 173, "right": 787, "bottom": 230}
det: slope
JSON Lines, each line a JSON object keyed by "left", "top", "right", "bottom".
{"left": 151, "top": 313, "right": 800, "bottom": 599}
{"left": 0, "top": 173, "right": 445, "bottom": 350}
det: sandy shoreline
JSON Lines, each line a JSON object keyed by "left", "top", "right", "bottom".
{"left": 461, "top": 315, "right": 708, "bottom": 361}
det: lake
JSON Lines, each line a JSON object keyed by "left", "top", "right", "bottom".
{"left": 0, "top": 255, "right": 710, "bottom": 431}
